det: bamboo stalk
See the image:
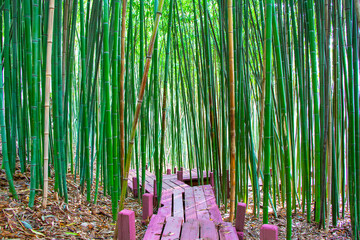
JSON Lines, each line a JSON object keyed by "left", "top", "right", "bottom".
{"left": 228, "top": 0, "right": 236, "bottom": 222}
{"left": 42, "top": 0, "right": 55, "bottom": 208}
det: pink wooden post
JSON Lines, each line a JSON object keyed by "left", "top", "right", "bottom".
{"left": 153, "top": 179, "right": 157, "bottom": 207}
{"left": 180, "top": 167, "right": 184, "bottom": 172}
{"left": 132, "top": 177, "right": 138, "bottom": 197}
{"left": 210, "top": 172, "right": 214, "bottom": 187}
{"left": 237, "top": 232, "right": 244, "bottom": 240}
{"left": 177, "top": 171, "right": 183, "bottom": 181}
{"left": 167, "top": 168, "right": 171, "bottom": 175}
{"left": 146, "top": 164, "right": 148, "bottom": 170}
{"left": 235, "top": 202, "right": 246, "bottom": 237}
{"left": 260, "top": 224, "right": 278, "bottom": 240}
{"left": 174, "top": 167, "right": 177, "bottom": 174}
{"left": 116, "top": 210, "right": 136, "bottom": 240}
{"left": 142, "top": 193, "right": 154, "bottom": 223}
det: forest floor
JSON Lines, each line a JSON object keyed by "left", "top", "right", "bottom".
{"left": 0, "top": 164, "right": 353, "bottom": 239}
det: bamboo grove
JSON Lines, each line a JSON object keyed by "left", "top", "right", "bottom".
{"left": 1, "top": 0, "right": 359, "bottom": 239}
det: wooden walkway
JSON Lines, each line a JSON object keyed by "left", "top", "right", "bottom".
{"left": 127, "top": 170, "right": 238, "bottom": 240}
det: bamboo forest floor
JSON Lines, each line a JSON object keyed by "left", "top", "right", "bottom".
{"left": 0, "top": 161, "right": 353, "bottom": 239}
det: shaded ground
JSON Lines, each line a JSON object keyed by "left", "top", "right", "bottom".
{"left": 0, "top": 165, "right": 147, "bottom": 239}
{"left": 0, "top": 165, "right": 352, "bottom": 239}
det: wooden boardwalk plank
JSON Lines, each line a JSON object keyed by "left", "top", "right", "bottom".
{"left": 171, "top": 179, "right": 190, "bottom": 190}
{"left": 193, "top": 186, "right": 210, "bottom": 220}
{"left": 183, "top": 170, "right": 209, "bottom": 181}
{"left": 200, "top": 219, "right": 219, "bottom": 240}
{"left": 161, "top": 217, "right": 183, "bottom": 240}
{"left": 132, "top": 168, "right": 239, "bottom": 240}
{"left": 184, "top": 187, "right": 197, "bottom": 221}
{"left": 219, "top": 222, "right": 238, "bottom": 240}
{"left": 164, "top": 179, "right": 184, "bottom": 192}
{"left": 203, "top": 185, "right": 223, "bottom": 224}
{"left": 173, "top": 189, "right": 184, "bottom": 219}
{"left": 180, "top": 219, "right": 200, "bottom": 240}
{"left": 143, "top": 215, "right": 165, "bottom": 240}
{"left": 158, "top": 190, "right": 172, "bottom": 218}
{"left": 161, "top": 180, "right": 174, "bottom": 191}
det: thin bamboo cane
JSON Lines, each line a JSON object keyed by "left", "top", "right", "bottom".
{"left": 42, "top": 0, "right": 55, "bottom": 208}
{"left": 227, "top": 0, "right": 236, "bottom": 222}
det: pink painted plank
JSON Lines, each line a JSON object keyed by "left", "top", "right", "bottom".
{"left": 199, "top": 219, "right": 219, "bottom": 240}
{"left": 183, "top": 170, "right": 209, "bottom": 181}
{"left": 161, "top": 217, "right": 183, "bottom": 240}
{"left": 143, "top": 215, "right": 165, "bottom": 240}
{"left": 219, "top": 222, "right": 238, "bottom": 240}
{"left": 193, "top": 186, "right": 210, "bottom": 220}
{"left": 160, "top": 190, "right": 173, "bottom": 205}
{"left": 184, "top": 187, "right": 197, "bottom": 221}
{"left": 164, "top": 179, "right": 186, "bottom": 192}
{"left": 117, "top": 210, "right": 136, "bottom": 240}
{"left": 203, "top": 185, "right": 223, "bottom": 224}
{"left": 127, "top": 171, "right": 135, "bottom": 189}
{"left": 173, "top": 189, "right": 184, "bottom": 219}
{"left": 180, "top": 219, "right": 200, "bottom": 240}
{"left": 171, "top": 179, "right": 190, "bottom": 190}
{"left": 127, "top": 169, "right": 155, "bottom": 194}
{"left": 162, "top": 174, "right": 177, "bottom": 181}
{"left": 260, "top": 224, "right": 278, "bottom": 240}
{"left": 161, "top": 180, "right": 174, "bottom": 191}
{"left": 158, "top": 190, "right": 172, "bottom": 217}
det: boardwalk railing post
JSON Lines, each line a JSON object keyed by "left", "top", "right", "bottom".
{"left": 177, "top": 170, "right": 183, "bottom": 181}
{"left": 235, "top": 202, "right": 246, "bottom": 240}
{"left": 174, "top": 167, "right": 177, "bottom": 174}
{"left": 260, "top": 224, "right": 278, "bottom": 240}
{"left": 142, "top": 193, "right": 154, "bottom": 223}
{"left": 167, "top": 168, "right": 171, "bottom": 175}
{"left": 116, "top": 210, "right": 136, "bottom": 240}
{"left": 153, "top": 179, "right": 157, "bottom": 207}
{"left": 210, "top": 172, "right": 214, "bottom": 187}
{"left": 132, "top": 177, "right": 138, "bottom": 197}
{"left": 146, "top": 164, "right": 148, "bottom": 170}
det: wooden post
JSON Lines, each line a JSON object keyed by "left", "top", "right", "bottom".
{"left": 235, "top": 202, "right": 246, "bottom": 237}
{"left": 260, "top": 224, "right": 278, "bottom": 240}
{"left": 177, "top": 171, "right": 183, "bottom": 181}
{"left": 180, "top": 167, "right": 184, "bottom": 172}
{"left": 210, "top": 172, "right": 214, "bottom": 187}
{"left": 146, "top": 164, "right": 148, "bottom": 170}
{"left": 142, "top": 193, "right": 154, "bottom": 223}
{"left": 167, "top": 169, "right": 171, "bottom": 175}
{"left": 132, "top": 177, "right": 138, "bottom": 197}
{"left": 174, "top": 167, "right": 177, "bottom": 174}
{"left": 153, "top": 179, "right": 157, "bottom": 207}
{"left": 237, "top": 232, "right": 244, "bottom": 240}
{"left": 116, "top": 210, "right": 136, "bottom": 240}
